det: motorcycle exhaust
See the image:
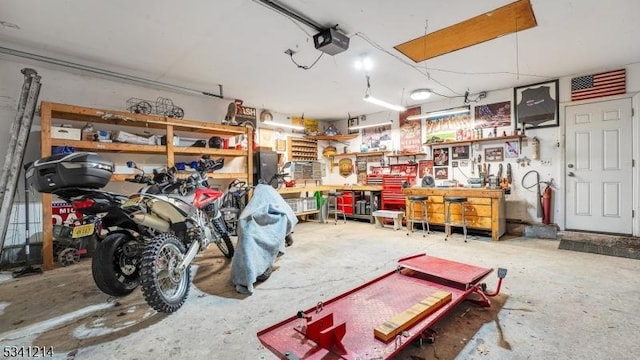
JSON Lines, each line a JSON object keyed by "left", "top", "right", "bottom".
{"left": 177, "top": 241, "right": 200, "bottom": 273}
{"left": 132, "top": 213, "right": 170, "bottom": 232}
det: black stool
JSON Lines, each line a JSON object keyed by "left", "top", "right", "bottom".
{"left": 444, "top": 196, "right": 468, "bottom": 242}
{"left": 327, "top": 192, "right": 346, "bottom": 224}
{"left": 406, "top": 195, "right": 429, "bottom": 237}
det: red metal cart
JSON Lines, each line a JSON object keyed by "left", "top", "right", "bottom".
{"left": 257, "top": 253, "right": 506, "bottom": 360}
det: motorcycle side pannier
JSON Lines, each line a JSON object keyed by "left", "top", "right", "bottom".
{"left": 26, "top": 152, "right": 114, "bottom": 193}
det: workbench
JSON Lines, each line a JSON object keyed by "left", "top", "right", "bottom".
{"left": 278, "top": 185, "right": 383, "bottom": 222}
{"left": 402, "top": 187, "right": 506, "bottom": 241}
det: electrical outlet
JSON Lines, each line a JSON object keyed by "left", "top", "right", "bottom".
{"left": 540, "top": 159, "right": 552, "bottom": 166}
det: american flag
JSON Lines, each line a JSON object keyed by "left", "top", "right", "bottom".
{"left": 571, "top": 69, "right": 626, "bottom": 101}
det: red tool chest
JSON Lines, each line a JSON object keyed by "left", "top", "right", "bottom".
{"left": 338, "top": 191, "right": 360, "bottom": 215}
{"left": 381, "top": 175, "right": 416, "bottom": 210}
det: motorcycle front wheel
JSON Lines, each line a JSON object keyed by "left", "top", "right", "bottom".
{"left": 140, "top": 233, "right": 190, "bottom": 313}
{"left": 213, "top": 217, "right": 235, "bottom": 259}
{"left": 91, "top": 232, "right": 140, "bottom": 296}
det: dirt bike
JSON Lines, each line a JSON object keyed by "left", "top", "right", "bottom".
{"left": 122, "top": 156, "right": 234, "bottom": 313}
{"left": 219, "top": 179, "right": 250, "bottom": 236}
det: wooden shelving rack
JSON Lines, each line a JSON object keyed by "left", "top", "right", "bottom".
{"left": 39, "top": 101, "right": 254, "bottom": 270}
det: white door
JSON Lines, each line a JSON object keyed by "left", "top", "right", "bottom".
{"left": 565, "top": 98, "right": 633, "bottom": 234}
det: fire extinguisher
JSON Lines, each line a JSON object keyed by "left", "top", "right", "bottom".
{"left": 531, "top": 136, "right": 540, "bottom": 160}
{"left": 542, "top": 180, "right": 553, "bottom": 225}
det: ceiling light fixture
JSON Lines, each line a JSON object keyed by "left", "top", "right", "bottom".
{"left": 348, "top": 120, "right": 392, "bottom": 130}
{"left": 354, "top": 56, "right": 373, "bottom": 71}
{"left": 263, "top": 120, "right": 305, "bottom": 130}
{"left": 410, "top": 89, "right": 432, "bottom": 101}
{"left": 362, "top": 75, "right": 406, "bottom": 112}
{"left": 406, "top": 106, "right": 470, "bottom": 120}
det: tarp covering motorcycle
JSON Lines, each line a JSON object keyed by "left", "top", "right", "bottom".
{"left": 231, "top": 184, "right": 298, "bottom": 294}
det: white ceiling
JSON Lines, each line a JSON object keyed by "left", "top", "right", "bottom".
{"left": 1, "top": 0, "right": 639, "bottom": 120}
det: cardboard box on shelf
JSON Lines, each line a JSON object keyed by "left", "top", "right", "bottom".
{"left": 51, "top": 126, "right": 81, "bottom": 140}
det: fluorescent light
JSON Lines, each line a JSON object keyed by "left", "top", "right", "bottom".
{"left": 410, "top": 89, "right": 431, "bottom": 101}
{"left": 263, "top": 120, "right": 305, "bottom": 130}
{"left": 348, "top": 120, "right": 392, "bottom": 130}
{"left": 363, "top": 94, "right": 406, "bottom": 112}
{"left": 406, "top": 106, "right": 470, "bottom": 120}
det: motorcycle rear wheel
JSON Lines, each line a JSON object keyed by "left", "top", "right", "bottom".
{"left": 140, "top": 233, "right": 190, "bottom": 313}
{"left": 92, "top": 232, "right": 139, "bottom": 297}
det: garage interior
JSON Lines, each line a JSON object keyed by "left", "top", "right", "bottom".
{"left": 1, "top": 1, "right": 640, "bottom": 359}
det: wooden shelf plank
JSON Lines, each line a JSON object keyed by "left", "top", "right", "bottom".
{"left": 425, "top": 135, "right": 525, "bottom": 147}
{"left": 111, "top": 172, "right": 248, "bottom": 182}
{"left": 333, "top": 150, "right": 387, "bottom": 158}
{"left": 173, "top": 147, "right": 247, "bottom": 156}
{"left": 51, "top": 139, "right": 166, "bottom": 153}
{"left": 387, "top": 152, "right": 426, "bottom": 158}
{"left": 294, "top": 210, "right": 320, "bottom": 216}
{"left": 47, "top": 102, "right": 247, "bottom": 135}
{"left": 306, "top": 134, "right": 358, "bottom": 141}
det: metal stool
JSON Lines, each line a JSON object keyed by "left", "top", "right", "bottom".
{"left": 406, "top": 195, "right": 429, "bottom": 237}
{"left": 444, "top": 196, "right": 468, "bottom": 242}
{"left": 327, "top": 192, "right": 346, "bottom": 224}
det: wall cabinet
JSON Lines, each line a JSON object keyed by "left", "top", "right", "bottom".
{"left": 38, "top": 101, "right": 253, "bottom": 269}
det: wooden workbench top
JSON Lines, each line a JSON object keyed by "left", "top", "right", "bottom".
{"left": 277, "top": 184, "right": 383, "bottom": 194}
{"left": 402, "top": 187, "right": 505, "bottom": 199}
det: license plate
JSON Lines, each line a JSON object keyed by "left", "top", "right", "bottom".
{"left": 72, "top": 223, "right": 95, "bottom": 238}
{"left": 123, "top": 196, "right": 142, "bottom": 208}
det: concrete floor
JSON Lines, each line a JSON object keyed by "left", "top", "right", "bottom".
{"left": 2, "top": 220, "right": 640, "bottom": 359}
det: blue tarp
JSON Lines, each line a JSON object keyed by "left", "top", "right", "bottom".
{"left": 230, "top": 184, "right": 298, "bottom": 294}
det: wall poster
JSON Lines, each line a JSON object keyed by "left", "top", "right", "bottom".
{"left": 399, "top": 106, "right": 422, "bottom": 152}
{"left": 418, "top": 160, "right": 434, "bottom": 178}
{"left": 425, "top": 111, "right": 472, "bottom": 143}
{"left": 473, "top": 101, "right": 512, "bottom": 128}
{"left": 362, "top": 124, "right": 392, "bottom": 150}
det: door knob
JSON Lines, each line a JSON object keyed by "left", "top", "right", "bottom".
{"left": 567, "top": 172, "right": 575, "bottom": 177}
{"left": 568, "top": 164, "right": 574, "bottom": 168}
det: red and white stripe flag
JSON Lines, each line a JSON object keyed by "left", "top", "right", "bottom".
{"left": 571, "top": 69, "right": 626, "bottom": 101}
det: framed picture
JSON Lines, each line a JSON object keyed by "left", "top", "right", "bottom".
{"left": 434, "top": 166, "right": 449, "bottom": 180}
{"left": 514, "top": 79, "right": 560, "bottom": 129}
{"left": 451, "top": 145, "right": 470, "bottom": 160}
{"left": 433, "top": 147, "right": 449, "bottom": 166}
{"left": 485, "top": 147, "right": 504, "bottom": 162}
{"left": 505, "top": 140, "right": 520, "bottom": 158}
{"left": 348, "top": 117, "right": 359, "bottom": 134}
